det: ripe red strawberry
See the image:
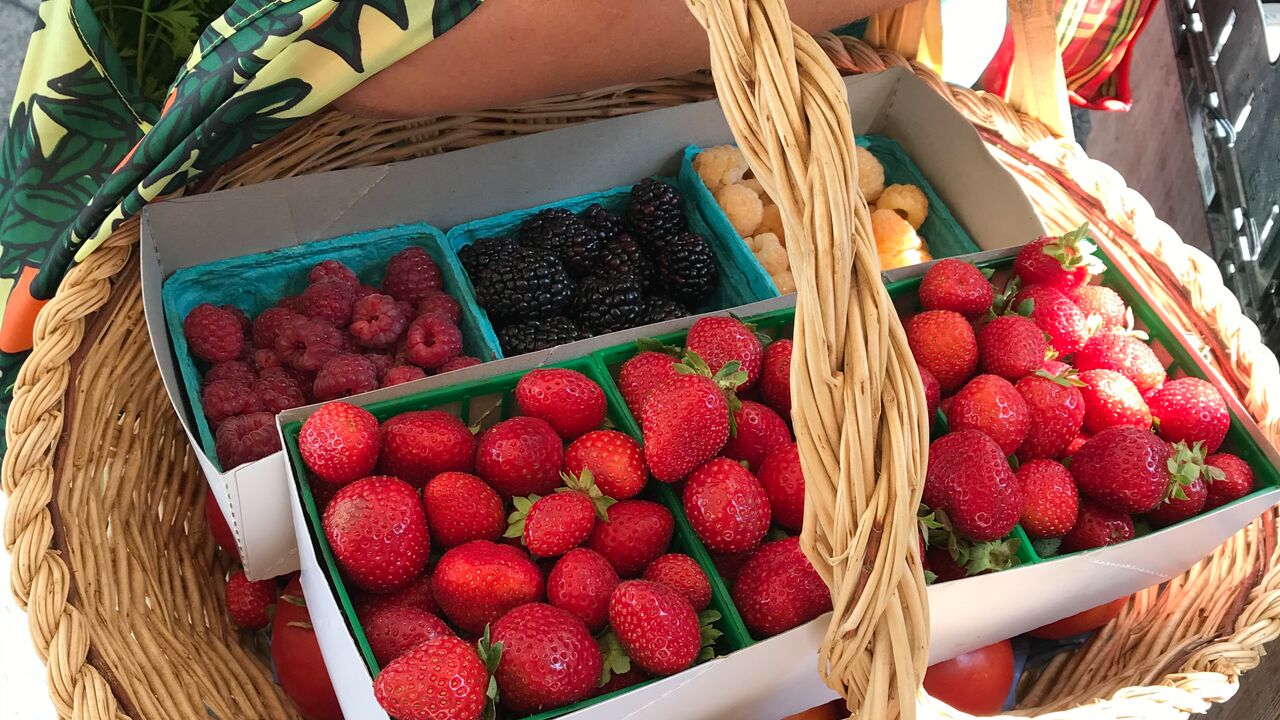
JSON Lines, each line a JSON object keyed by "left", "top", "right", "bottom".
{"left": 1015, "top": 369, "right": 1086, "bottom": 460}
{"left": 1075, "top": 332, "right": 1166, "bottom": 395}
{"left": 1011, "top": 227, "right": 1103, "bottom": 292}
{"left": 711, "top": 551, "right": 752, "bottom": 588}
{"left": 609, "top": 580, "right": 702, "bottom": 675}
{"left": 492, "top": 603, "right": 602, "bottom": 714}
{"left": 946, "top": 374, "right": 1030, "bottom": 456}
{"left": 1071, "top": 284, "right": 1127, "bottom": 331}
{"left": 918, "top": 259, "right": 994, "bottom": 317}
{"left": 977, "top": 314, "right": 1049, "bottom": 381}
{"left": 731, "top": 537, "right": 831, "bottom": 638}
{"left": 1062, "top": 499, "right": 1134, "bottom": 552}
{"left": 906, "top": 310, "right": 978, "bottom": 393}
{"left": 323, "top": 476, "right": 430, "bottom": 592}
{"left": 515, "top": 368, "right": 607, "bottom": 440}
{"left": 1204, "top": 453, "right": 1254, "bottom": 509}
{"left": 683, "top": 458, "right": 772, "bottom": 553}
{"left": 919, "top": 366, "right": 941, "bottom": 419}
{"left": 759, "top": 339, "right": 793, "bottom": 418}
{"left": 1146, "top": 476, "right": 1207, "bottom": 527}
{"left": 1146, "top": 377, "right": 1229, "bottom": 452}
{"left": 641, "top": 365, "right": 740, "bottom": 482}
{"left": 356, "top": 572, "right": 438, "bottom": 620}
{"left": 564, "top": 430, "right": 647, "bottom": 500}
{"left": 205, "top": 489, "right": 238, "bottom": 560}
{"left": 757, "top": 442, "right": 805, "bottom": 532}
{"left": 926, "top": 546, "right": 969, "bottom": 582}
{"left": 618, "top": 349, "right": 681, "bottom": 414}
{"left": 299, "top": 402, "right": 380, "bottom": 485}
{"left": 643, "top": 553, "right": 712, "bottom": 611}
{"left": 1078, "top": 368, "right": 1152, "bottom": 433}
{"left": 722, "top": 400, "right": 792, "bottom": 469}
{"left": 1062, "top": 431, "right": 1090, "bottom": 460}
{"left": 547, "top": 548, "right": 619, "bottom": 632}
{"left": 373, "top": 636, "right": 489, "bottom": 720}
{"left": 686, "top": 316, "right": 764, "bottom": 389}
{"left": 365, "top": 606, "right": 452, "bottom": 666}
{"left": 923, "top": 430, "right": 1021, "bottom": 542}
{"left": 225, "top": 571, "right": 277, "bottom": 629}
{"left": 1016, "top": 459, "right": 1078, "bottom": 538}
{"left": 587, "top": 499, "right": 674, "bottom": 577}
{"left": 378, "top": 410, "right": 475, "bottom": 487}
{"left": 508, "top": 474, "right": 613, "bottom": 558}
{"left": 475, "top": 416, "right": 564, "bottom": 498}
{"left": 1070, "top": 427, "right": 1183, "bottom": 513}
{"left": 431, "top": 540, "right": 544, "bottom": 634}
{"left": 423, "top": 471, "right": 504, "bottom": 548}
{"left": 1016, "top": 284, "right": 1090, "bottom": 355}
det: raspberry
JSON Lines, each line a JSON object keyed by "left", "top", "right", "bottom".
{"left": 252, "top": 307, "right": 304, "bottom": 349}
{"left": 313, "top": 354, "right": 379, "bottom": 401}
{"left": 692, "top": 145, "right": 748, "bottom": 192}
{"left": 417, "top": 291, "right": 462, "bottom": 325}
{"left": 302, "top": 279, "right": 357, "bottom": 326}
{"left": 871, "top": 208, "right": 920, "bottom": 255}
{"left": 222, "top": 305, "right": 252, "bottom": 336}
{"left": 403, "top": 315, "right": 463, "bottom": 370}
{"left": 310, "top": 260, "right": 358, "bottom": 287}
{"left": 382, "top": 247, "right": 443, "bottom": 303}
{"left": 854, "top": 145, "right": 886, "bottom": 201}
{"left": 184, "top": 303, "right": 245, "bottom": 363}
{"left": 716, "top": 183, "right": 764, "bottom": 236}
{"left": 256, "top": 368, "right": 307, "bottom": 413}
{"left": 383, "top": 365, "right": 428, "bottom": 387}
{"left": 277, "top": 295, "right": 307, "bottom": 313}
{"left": 202, "top": 379, "right": 261, "bottom": 423}
{"left": 215, "top": 412, "right": 281, "bottom": 468}
{"left": 274, "top": 318, "right": 341, "bottom": 372}
{"left": 365, "top": 353, "right": 394, "bottom": 379}
{"left": 252, "top": 348, "right": 282, "bottom": 371}
{"left": 438, "top": 356, "right": 481, "bottom": 373}
{"left": 349, "top": 293, "right": 408, "bottom": 349}
{"left": 338, "top": 333, "right": 361, "bottom": 354}
{"left": 203, "top": 360, "right": 256, "bottom": 388}
{"left": 876, "top": 184, "right": 929, "bottom": 229}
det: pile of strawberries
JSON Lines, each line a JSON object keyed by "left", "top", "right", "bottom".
{"left": 908, "top": 227, "right": 1256, "bottom": 579}
{"left": 181, "top": 248, "right": 480, "bottom": 470}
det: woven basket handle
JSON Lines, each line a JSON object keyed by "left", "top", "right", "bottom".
{"left": 682, "top": 2, "right": 930, "bottom": 718}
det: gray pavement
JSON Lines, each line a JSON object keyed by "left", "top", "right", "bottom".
{"left": 0, "top": 0, "right": 38, "bottom": 139}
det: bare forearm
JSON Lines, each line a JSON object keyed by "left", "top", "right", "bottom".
{"left": 336, "top": 0, "right": 903, "bottom": 117}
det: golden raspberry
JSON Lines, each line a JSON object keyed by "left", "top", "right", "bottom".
{"left": 876, "top": 183, "right": 929, "bottom": 229}
{"left": 693, "top": 145, "right": 749, "bottom": 192}
{"left": 855, "top": 146, "right": 886, "bottom": 202}
{"left": 716, "top": 183, "right": 764, "bottom": 236}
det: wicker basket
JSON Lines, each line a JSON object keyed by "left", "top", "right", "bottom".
{"left": 5, "top": 3, "right": 1280, "bottom": 717}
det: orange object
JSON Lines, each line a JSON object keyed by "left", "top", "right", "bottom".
{"left": 0, "top": 266, "right": 49, "bottom": 354}
{"left": 923, "top": 640, "right": 1015, "bottom": 716}
{"left": 1029, "top": 597, "right": 1127, "bottom": 639}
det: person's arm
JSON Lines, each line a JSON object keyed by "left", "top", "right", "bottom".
{"left": 335, "top": 0, "right": 906, "bottom": 117}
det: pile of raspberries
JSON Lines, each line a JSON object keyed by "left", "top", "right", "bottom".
{"left": 182, "top": 248, "right": 480, "bottom": 469}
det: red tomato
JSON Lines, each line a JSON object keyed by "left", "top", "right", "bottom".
{"left": 1028, "top": 597, "right": 1126, "bottom": 640}
{"left": 272, "top": 577, "right": 344, "bottom": 720}
{"left": 782, "top": 700, "right": 844, "bottom": 720}
{"left": 923, "top": 640, "right": 1014, "bottom": 716}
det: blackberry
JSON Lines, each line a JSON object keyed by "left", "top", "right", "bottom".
{"left": 626, "top": 178, "right": 687, "bottom": 252}
{"left": 562, "top": 232, "right": 604, "bottom": 279}
{"left": 459, "top": 236, "right": 520, "bottom": 276}
{"left": 499, "top": 317, "right": 589, "bottom": 356}
{"left": 475, "top": 248, "right": 574, "bottom": 322}
{"left": 596, "top": 234, "right": 652, "bottom": 288}
{"left": 641, "top": 297, "right": 690, "bottom": 324}
{"left": 581, "top": 203, "right": 625, "bottom": 240}
{"left": 654, "top": 232, "right": 718, "bottom": 308}
{"left": 518, "top": 208, "right": 595, "bottom": 256}
{"left": 573, "top": 273, "right": 645, "bottom": 335}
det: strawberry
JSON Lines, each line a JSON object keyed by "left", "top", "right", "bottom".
{"left": 1011, "top": 226, "right": 1103, "bottom": 292}
{"left": 925, "top": 536, "right": 1021, "bottom": 580}
{"left": 475, "top": 416, "right": 564, "bottom": 498}
{"left": 1146, "top": 377, "right": 1229, "bottom": 452}
{"left": 587, "top": 499, "right": 674, "bottom": 577}
{"left": 1070, "top": 427, "right": 1198, "bottom": 513}
{"left": 491, "top": 603, "right": 602, "bottom": 714}
{"left": 906, "top": 310, "right": 978, "bottom": 393}
{"left": 1146, "top": 476, "right": 1207, "bottom": 527}
{"left": 515, "top": 368, "right": 607, "bottom": 441}
{"left": 757, "top": 442, "right": 805, "bottom": 532}
{"left": 323, "top": 476, "right": 430, "bottom": 592}
{"left": 759, "top": 339, "right": 793, "bottom": 418}
{"left": 926, "top": 546, "right": 969, "bottom": 582}
{"left": 918, "top": 259, "right": 995, "bottom": 317}
{"left": 643, "top": 553, "right": 712, "bottom": 611}
{"left": 977, "top": 314, "right": 1049, "bottom": 381}
{"left": 683, "top": 458, "right": 772, "bottom": 553}
{"left": 919, "top": 366, "right": 941, "bottom": 419}
{"left": 1075, "top": 332, "right": 1166, "bottom": 395}
{"left": 365, "top": 606, "right": 452, "bottom": 666}
{"left": 507, "top": 472, "right": 614, "bottom": 558}
{"left": 686, "top": 316, "right": 765, "bottom": 390}
{"left": 431, "top": 540, "right": 544, "bottom": 635}
{"left": 731, "top": 537, "right": 831, "bottom": 638}
{"left": 1014, "top": 369, "right": 1086, "bottom": 460}
{"left": 609, "top": 580, "right": 705, "bottom": 675}
{"left": 722, "top": 400, "right": 792, "bottom": 469}
{"left": 1016, "top": 284, "right": 1090, "bottom": 355}
{"left": 618, "top": 348, "right": 681, "bottom": 415}
{"left": 597, "top": 667, "right": 649, "bottom": 696}
{"left": 546, "top": 548, "right": 619, "bottom": 632}
{"left": 225, "top": 571, "right": 277, "bottom": 629}
{"left": 711, "top": 551, "right": 752, "bottom": 588}
{"left": 1204, "top": 453, "right": 1254, "bottom": 509}
{"left": 205, "top": 489, "right": 238, "bottom": 560}
{"left": 1016, "top": 459, "right": 1078, "bottom": 538}
{"left": 373, "top": 635, "right": 491, "bottom": 720}
{"left": 946, "top": 374, "right": 1030, "bottom": 456}
{"left": 1071, "top": 284, "right": 1127, "bottom": 331}
{"left": 1078, "top": 368, "right": 1152, "bottom": 433}
{"left": 378, "top": 410, "right": 475, "bottom": 487}
{"left": 1041, "top": 358, "right": 1071, "bottom": 375}
{"left": 1062, "top": 431, "right": 1090, "bottom": 460}
{"left": 640, "top": 355, "right": 743, "bottom": 482}
{"left": 1062, "top": 499, "right": 1134, "bottom": 552}
{"left": 423, "top": 472, "right": 505, "bottom": 548}
{"left": 923, "top": 430, "right": 1020, "bottom": 542}
{"left": 299, "top": 402, "right": 380, "bottom": 485}
{"left": 355, "top": 572, "right": 437, "bottom": 620}
{"left": 564, "top": 430, "right": 647, "bottom": 500}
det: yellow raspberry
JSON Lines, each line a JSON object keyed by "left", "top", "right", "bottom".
{"left": 880, "top": 246, "right": 932, "bottom": 270}
{"left": 743, "top": 235, "right": 763, "bottom": 253}
{"left": 855, "top": 146, "right": 886, "bottom": 202}
{"left": 871, "top": 208, "right": 919, "bottom": 254}
{"left": 739, "top": 178, "right": 764, "bottom": 196}
{"left": 716, "top": 183, "right": 765, "bottom": 236}
{"left": 876, "top": 183, "right": 929, "bottom": 229}
{"left": 753, "top": 233, "right": 788, "bottom": 275}
{"left": 772, "top": 270, "right": 796, "bottom": 294}
{"left": 694, "top": 145, "right": 749, "bottom": 193}
{"left": 756, "top": 203, "right": 785, "bottom": 243}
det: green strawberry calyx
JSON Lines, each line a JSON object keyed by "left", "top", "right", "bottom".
{"left": 727, "top": 311, "right": 771, "bottom": 346}
{"left": 1033, "top": 367, "right": 1086, "bottom": 388}
{"left": 597, "top": 631, "right": 632, "bottom": 687}
{"left": 674, "top": 350, "right": 747, "bottom": 435}
{"left": 477, "top": 626, "right": 504, "bottom": 720}
{"left": 986, "top": 276, "right": 1026, "bottom": 320}
{"left": 697, "top": 610, "right": 723, "bottom": 662}
{"left": 917, "top": 505, "right": 944, "bottom": 546}
{"left": 1164, "top": 441, "right": 1211, "bottom": 503}
{"left": 1031, "top": 537, "right": 1062, "bottom": 559}
{"left": 1045, "top": 223, "right": 1107, "bottom": 277}
{"left": 963, "top": 537, "right": 1022, "bottom": 575}
{"left": 558, "top": 468, "right": 616, "bottom": 521}
{"left": 503, "top": 494, "right": 542, "bottom": 541}
{"left": 636, "top": 337, "right": 683, "bottom": 356}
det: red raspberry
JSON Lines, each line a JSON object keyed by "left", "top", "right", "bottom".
{"left": 252, "top": 348, "right": 282, "bottom": 371}
{"left": 252, "top": 307, "right": 304, "bottom": 349}
{"left": 404, "top": 315, "right": 463, "bottom": 369}
{"left": 221, "top": 305, "right": 252, "bottom": 336}
{"left": 302, "top": 279, "right": 357, "bottom": 326}
{"left": 382, "top": 247, "right": 443, "bottom": 302}
{"left": 274, "top": 318, "right": 341, "bottom": 372}
{"left": 204, "top": 360, "right": 256, "bottom": 388}
{"left": 313, "top": 354, "right": 379, "bottom": 401}
{"left": 382, "top": 365, "right": 427, "bottom": 387}
{"left": 348, "top": 293, "right": 408, "bottom": 349}
{"left": 184, "top": 303, "right": 245, "bottom": 363}
{"left": 215, "top": 412, "right": 281, "bottom": 468}
{"left": 255, "top": 368, "right": 307, "bottom": 413}
{"left": 364, "top": 353, "right": 394, "bottom": 379}
{"left": 338, "top": 333, "right": 362, "bottom": 354}
{"left": 277, "top": 295, "right": 307, "bottom": 314}
{"left": 439, "top": 356, "right": 481, "bottom": 373}
{"left": 202, "top": 378, "right": 261, "bottom": 424}
{"left": 417, "top": 291, "right": 462, "bottom": 325}
{"left": 355, "top": 283, "right": 381, "bottom": 299}
{"left": 309, "top": 260, "right": 358, "bottom": 287}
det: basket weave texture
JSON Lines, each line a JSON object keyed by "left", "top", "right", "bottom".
{"left": 2, "top": 19, "right": 1278, "bottom": 720}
